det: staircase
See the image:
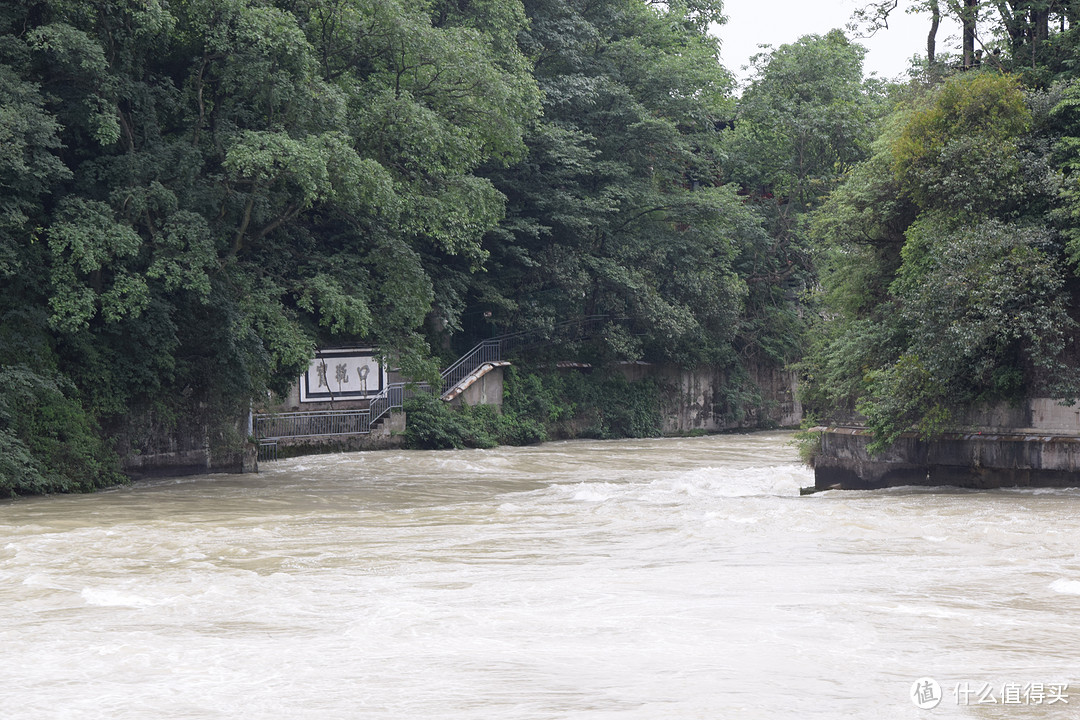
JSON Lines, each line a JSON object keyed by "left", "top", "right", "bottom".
{"left": 253, "top": 338, "right": 510, "bottom": 446}
{"left": 252, "top": 316, "right": 616, "bottom": 452}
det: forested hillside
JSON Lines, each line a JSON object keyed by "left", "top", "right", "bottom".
{"left": 1, "top": 0, "right": 540, "bottom": 492}
{"left": 4, "top": 0, "right": 1080, "bottom": 494}
{"left": 802, "top": 3, "right": 1080, "bottom": 450}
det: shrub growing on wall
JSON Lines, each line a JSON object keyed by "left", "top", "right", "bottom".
{"left": 401, "top": 367, "right": 662, "bottom": 451}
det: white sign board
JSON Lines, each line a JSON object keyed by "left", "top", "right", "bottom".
{"left": 299, "top": 348, "right": 386, "bottom": 402}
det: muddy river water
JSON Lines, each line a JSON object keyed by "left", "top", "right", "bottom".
{"left": 2, "top": 432, "right": 1078, "bottom": 718}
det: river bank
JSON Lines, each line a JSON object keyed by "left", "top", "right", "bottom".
{"left": 810, "top": 398, "right": 1080, "bottom": 491}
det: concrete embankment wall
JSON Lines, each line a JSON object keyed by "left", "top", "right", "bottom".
{"left": 814, "top": 399, "right": 1080, "bottom": 490}
{"left": 445, "top": 364, "right": 506, "bottom": 409}
{"left": 618, "top": 362, "right": 802, "bottom": 433}
{"left": 116, "top": 360, "right": 799, "bottom": 478}
{"left": 112, "top": 403, "right": 256, "bottom": 480}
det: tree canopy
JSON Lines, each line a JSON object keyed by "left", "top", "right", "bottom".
{"left": 803, "top": 69, "right": 1080, "bottom": 449}
{"left": 7, "top": 0, "right": 1080, "bottom": 492}
{"left": 0, "top": 0, "right": 541, "bottom": 493}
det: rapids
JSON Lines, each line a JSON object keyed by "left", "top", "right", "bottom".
{"left": 2, "top": 432, "right": 1077, "bottom": 718}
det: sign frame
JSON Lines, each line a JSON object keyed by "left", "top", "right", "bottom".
{"left": 299, "top": 348, "right": 387, "bottom": 402}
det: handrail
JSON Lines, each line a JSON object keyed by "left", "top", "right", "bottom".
{"left": 255, "top": 315, "right": 623, "bottom": 442}
{"left": 439, "top": 339, "right": 501, "bottom": 398}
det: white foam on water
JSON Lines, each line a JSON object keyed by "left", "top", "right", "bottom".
{"left": 1002, "top": 486, "right": 1080, "bottom": 496}
{"left": 539, "top": 464, "right": 808, "bottom": 508}
{"left": 80, "top": 586, "right": 162, "bottom": 608}
{"left": 876, "top": 603, "right": 969, "bottom": 619}
{"left": 1050, "top": 578, "right": 1080, "bottom": 595}
{"left": 569, "top": 484, "right": 616, "bottom": 502}
{"left": 4, "top": 433, "right": 1080, "bottom": 720}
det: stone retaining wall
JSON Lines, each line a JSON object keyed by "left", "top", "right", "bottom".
{"left": 618, "top": 362, "right": 801, "bottom": 433}
{"left": 814, "top": 427, "right": 1080, "bottom": 490}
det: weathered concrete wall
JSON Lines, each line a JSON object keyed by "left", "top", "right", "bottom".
{"left": 952, "top": 403, "right": 1031, "bottom": 431}
{"left": 618, "top": 362, "right": 802, "bottom": 433}
{"left": 941, "top": 398, "right": 1080, "bottom": 434}
{"left": 1029, "top": 399, "right": 1080, "bottom": 433}
{"left": 113, "top": 403, "right": 255, "bottom": 480}
{"left": 814, "top": 427, "right": 1080, "bottom": 490}
{"left": 446, "top": 364, "right": 506, "bottom": 409}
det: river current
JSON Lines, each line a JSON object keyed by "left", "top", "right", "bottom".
{"left": 2, "top": 431, "right": 1078, "bottom": 719}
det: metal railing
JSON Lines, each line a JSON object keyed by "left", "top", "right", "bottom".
{"left": 434, "top": 315, "right": 616, "bottom": 397}
{"left": 439, "top": 339, "right": 502, "bottom": 397}
{"left": 369, "top": 381, "right": 429, "bottom": 426}
{"left": 255, "top": 409, "right": 374, "bottom": 439}
{"left": 253, "top": 315, "right": 624, "bottom": 447}
{"left": 258, "top": 440, "right": 278, "bottom": 462}
{"left": 253, "top": 383, "right": 428, "bottom": 443}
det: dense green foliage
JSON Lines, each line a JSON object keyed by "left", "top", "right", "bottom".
{"left": 402, "top": 367, "right": 662, "bottom": 450}
{"left": 0, "top": 0, "right": 540, "bottom": 493}
{"left": 803, "top": 69, "right": 1080, "bottom": 450}
{"left": 720, "top": 31, "right": 882, "bottom": 368}
{"left": 3, "top": 0, "right": 806, "bottom": 494}
{"left": 470, "top": 0, "right": 754, "bottom": 366}
{"left": 9, "top": 0, "right": 1080, "bottom": 490}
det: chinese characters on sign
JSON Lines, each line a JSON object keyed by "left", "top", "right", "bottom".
{"left": 300, "top": 349, "right": 386, "bottom": 402}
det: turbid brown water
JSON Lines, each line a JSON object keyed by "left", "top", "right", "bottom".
{"left": 1, "top": 431, "right": 1077, "bottom": 718}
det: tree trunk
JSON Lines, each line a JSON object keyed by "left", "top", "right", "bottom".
{"left": 1032, "top": 7, "right": 1050, "bottom": 43}
{"left": 995, "top": 1, "right": 1025, "bottom": 50}
{"left": 927, "top": 0, "right": 941, "bottom": 65}
{"left": 963, "top": 0, "right": 978, "bottom": 68}
{"left": 1029, "top": 5, "right": 1049, "bottom": 68}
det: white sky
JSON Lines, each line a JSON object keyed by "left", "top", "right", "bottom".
{"left": 715, "top": 0, "right": 963, "bottom": 84}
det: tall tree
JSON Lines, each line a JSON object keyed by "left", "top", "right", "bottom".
{"left": 474, "top": 0, "right": 756, "bottom": 366}
{"left": 721, "top": 31, "right": 880, "bottom": 365}
{"left": 804, "top": 71, "right": 1080, "bottom": 448}
{"left": 928, "top": 0, "right": 941, "bottom": 65}
{"left": 962, "top": 0, "right": 979, "bottom": 67}
{"left": 0, "top": 0, "right": 540, "bottom": 493}
{"left": 723, "top": 31, "right": 875, "bottom": 212}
